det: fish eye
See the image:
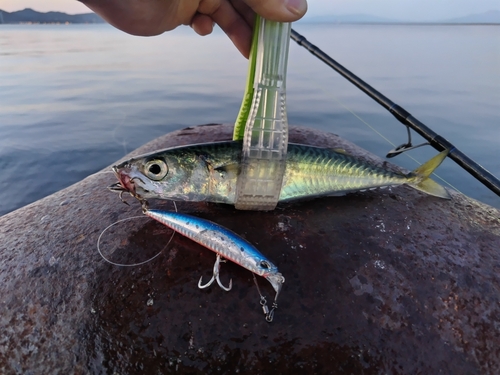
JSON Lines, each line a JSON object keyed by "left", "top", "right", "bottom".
{"left": 143, "top": 159, "right": 168, "bottom": 181}
{"left": 260, "top": 261, "right": 271, "bottom": 270}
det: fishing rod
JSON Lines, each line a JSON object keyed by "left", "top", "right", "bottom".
{"left": 290, "top": 28, "right": 500, "bottom": 198}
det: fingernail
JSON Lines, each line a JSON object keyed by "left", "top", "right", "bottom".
{"left": 286, "top": 0, "right": 307, "bottom": 16}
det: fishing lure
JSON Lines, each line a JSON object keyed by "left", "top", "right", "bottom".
{"left": 143, "top": 208, "right": 285, "bottom": 322}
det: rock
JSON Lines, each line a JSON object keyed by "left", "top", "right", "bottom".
{"left": 0, "top": 124, "right": 499, "bottom": 374}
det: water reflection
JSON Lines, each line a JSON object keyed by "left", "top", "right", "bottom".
{"left": 0, "top": 23, "right": 498, "bottom": 214}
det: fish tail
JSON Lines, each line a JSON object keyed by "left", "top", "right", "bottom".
{"left": 408, "top": 150, "right": 451, "bottom": 199}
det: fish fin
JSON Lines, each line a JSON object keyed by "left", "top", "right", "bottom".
{"left": 409, "top": 150, "right": 450, "bottom": 199}
{"left": 329, "top": 148, "right": 348, "bottom": 155}
{"left": 214, "top": 163, "right": 240, "bottom": 175}
{"left": 200, "top": 155, "right": 239, "bottom": 175}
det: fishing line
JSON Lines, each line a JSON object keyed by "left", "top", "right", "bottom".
{"left": 96, "top": 201, "right": 178, "bottom": 267}
{"left": 112, "top": 107, "right": 130, "bottom": 156}
{"left": 314, "top": 84, "right": 463, "bottom": 194}
{"left": 291, "top": 28, "right": 500, "bottom": 197}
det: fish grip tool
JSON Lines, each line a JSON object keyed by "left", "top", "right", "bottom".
{"left": 233, "top": 17, "right": 291, "bottom": 211}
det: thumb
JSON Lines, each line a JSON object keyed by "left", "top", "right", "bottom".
{"left": 244, "top": 0, "right": 308, "bottom": 22}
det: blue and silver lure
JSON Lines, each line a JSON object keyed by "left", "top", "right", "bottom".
{"left": 144, "top": 208, "right": 285, "bottom": 322}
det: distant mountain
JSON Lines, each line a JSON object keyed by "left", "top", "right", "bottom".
{"left": 2, "top": 8, "right": 499, "bottom": 25}
{"left": 300, "top": 10, "right": 500, "bottom": 24}
{"left": 440, "top": 10, "right": 500, "bottom": 24}
{"left": 0, "top": 8, "right": 104, "bottom": 24}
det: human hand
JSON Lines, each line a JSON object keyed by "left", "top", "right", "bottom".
{"left": 79, "top": 0, "right": 307, "bottom": 57}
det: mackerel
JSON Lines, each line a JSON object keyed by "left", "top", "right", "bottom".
{"left": 111, "top": 141, "right": 450, "bottom": 205}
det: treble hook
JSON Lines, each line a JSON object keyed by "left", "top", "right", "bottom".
{"left": 198, "top": 254, "right": 232, "bottom": 292}
{"left": 386, "top": 125, "right": 430, "bottom": 158}
{"left": 118, "top": 191, "right": 130, "bottom": 206}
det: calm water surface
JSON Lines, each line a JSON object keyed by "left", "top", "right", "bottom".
{"left": 0, "top": 23, "right": 499, "bottom": 215}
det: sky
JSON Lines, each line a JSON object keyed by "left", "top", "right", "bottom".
{"left": 0, "top": 0, "right": 499, "bottom": 21}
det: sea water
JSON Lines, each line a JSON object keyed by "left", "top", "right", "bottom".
{"left": 0, "top": 23, "right": 499, "bottom": 215}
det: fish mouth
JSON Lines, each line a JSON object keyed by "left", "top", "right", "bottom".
{"left": 109, "top": 165, "right": 136, "bottom": 195}
{"left": 107, "top": 182, "right": 128, "bottom": 193}
{"left": 265, "top": 273, "right": 285, "bottom": 296}
{"left": 109, "top": 166, "right": 151, "bottom": 210}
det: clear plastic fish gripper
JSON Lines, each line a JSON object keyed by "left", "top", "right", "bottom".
{"left": 234, "top": 17, "right": 291, "bottom": 211}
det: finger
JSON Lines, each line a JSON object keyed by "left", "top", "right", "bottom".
{"left": 202, "top": 0, "right": 253, "bottom": 58}
{"left": 80, "top": 0, "right": 183, "bottom": 36}
{"left": 229, "top": 0, "right": 255, "bottom": 27}
{"left": 191, "top": 13, "right": 215, "bottom": 36}
{"left": 243, "top": 0, "right": 307, "bottom": 21}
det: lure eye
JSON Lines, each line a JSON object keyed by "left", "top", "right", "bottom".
{"left": 143, "top": 159, "right": 168, "bottom": 181}
{"left": 260, "top": 261, "right": 271, "bottom": 270}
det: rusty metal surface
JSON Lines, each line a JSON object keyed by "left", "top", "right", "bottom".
{"left": 0, "top": 124, "right": 499, "bottom": 374}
